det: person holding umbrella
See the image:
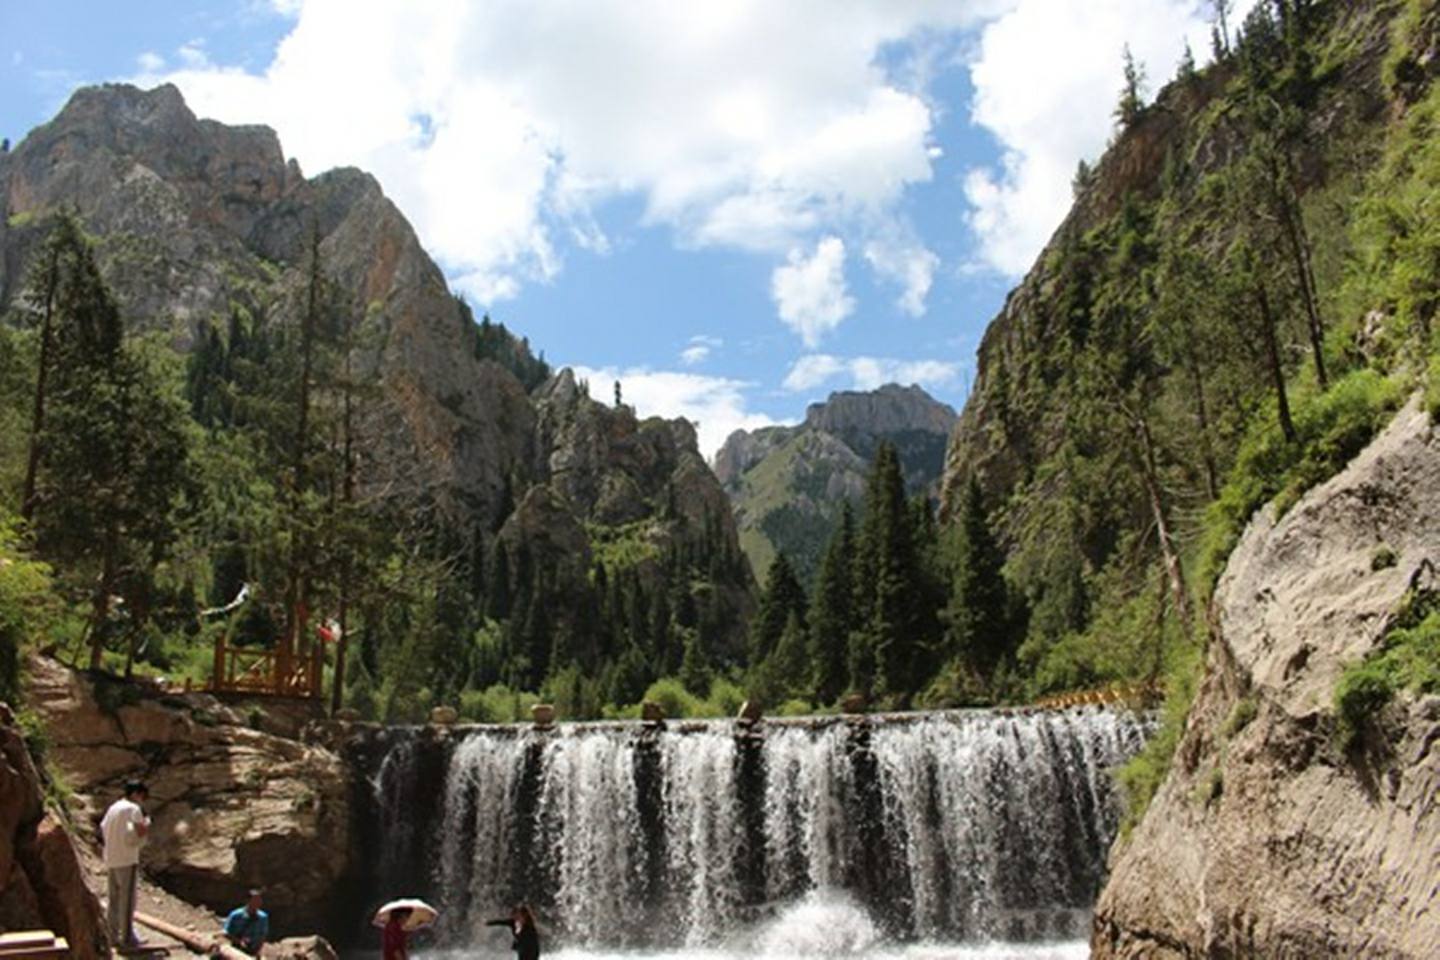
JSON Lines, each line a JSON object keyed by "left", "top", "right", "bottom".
{"left": 373, "top": 899, "right": 438, "bottom": 960}
{"left": 486, "top": 904, "right": 540, "bottom": 960}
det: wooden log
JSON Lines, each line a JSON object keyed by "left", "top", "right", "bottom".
{"left": 134, "top": 911, "right": 248, "bottom": 960}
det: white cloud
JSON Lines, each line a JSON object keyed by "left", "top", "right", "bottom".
{"left": 963, "top": 0, "right": 1259, "bottom": 276}
{"left": 771, "top": 236, "right": 855, "bottom": 347}
{"left": 783, "top": 353, "right": 962, "bottom": 393}
{"left": 133, "top": 0, "right": 1012, "bottom": 307}
{"left": 136, "top": 52, "right": 165, "bottom": 74}
{"left": 177, "top": 41, "right": 211, "bottom": 70}
{"left": 864, "top": 239, "right": 939, "bottom": 316}
{"left": 570, "top": 364, "right": 780, "bottom": 461}
{"left": 680, "top": 335, "right": 722, "bottom": 366}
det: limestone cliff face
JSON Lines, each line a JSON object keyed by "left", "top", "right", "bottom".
{"left": 717, "top": 383, "right": 955, "bottom": 582}
{"left": 0, "top": 702, "right": 108, "bottom": 959}
{"left": 1091, "top": 397, "right": 1440, "bottom": 959}
{"left": 23, "top": 656, "right": 352, "bottom": 936}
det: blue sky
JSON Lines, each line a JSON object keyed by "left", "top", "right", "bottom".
{"left": 0, "top": 1, "right": 1241, "bottom": 458}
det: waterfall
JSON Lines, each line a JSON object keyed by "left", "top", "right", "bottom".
{"left": 368, "top": 708, "right": 1149, "bottom": 950}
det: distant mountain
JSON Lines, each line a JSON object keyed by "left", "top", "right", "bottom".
{"left": 717, "top": 383, "right": 956, "bottom": 583}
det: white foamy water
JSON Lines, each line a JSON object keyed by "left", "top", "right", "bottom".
{"left": 370, "top": 709, "right": 1147, "bottom": 954}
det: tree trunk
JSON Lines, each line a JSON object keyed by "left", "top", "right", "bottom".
{"left": 21, "top": 246, "right": 60, "bottom": 522}
{"left": 283, "top": 230, "right": 322, "bottom": 660}
{"left": 1254, "top": 280, "right": 1298, "bottom": 443}
{"left": 88, "top": 528, "right": 119, "bottom": 671}
{"left": 1186, "top": 342, "right": 1221, "bottom": 501}
{"left": 1277, "top": 168, "right": 1327, "bottom": 389}
{"left": 1133, "top": 411, "right": 1194, "bottom": 640}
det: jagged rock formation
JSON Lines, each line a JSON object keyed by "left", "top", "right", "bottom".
{"left": 0, "top": 703, "right": 108, "bottom": 960}
{"left": 717, "top": 383, "right": 955, "bottom": 582}
{"left": 1092, "top": 397, "right": 1440, "bottom": 958}
{"left": 0, "top": 81, "right": 754, "bottom": 652}
{"left": 23, "top": 656, "right": 352, "bottom": 936}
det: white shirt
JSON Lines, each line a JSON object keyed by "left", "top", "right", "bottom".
{"left": 100, "top": 797, "right": 148, "bottom": 869}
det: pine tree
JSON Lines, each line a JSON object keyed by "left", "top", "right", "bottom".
{"left": 856, "top": 442, "right": 921, "bottom": 702}
{"left": 942, "top": 478, "right": 1010, "bottom": 677}
{"left": 807, "top": 501, "right": 856, "bottom": 704}
{"left": 750, "top": 552, "right": 806, "bottom": 665}
{"left": 24, "top": 220, "right": 190, "bottom": 669}
{"left": 1115, "top": 44, "right": 1147, "bottom": 130}
{"left": 678, "top": 629, "right": 711, "bottom": 697}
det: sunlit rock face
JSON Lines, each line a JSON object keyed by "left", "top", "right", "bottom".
{"left": 1093, "top": 397, "right": 1440, "bottom": 959}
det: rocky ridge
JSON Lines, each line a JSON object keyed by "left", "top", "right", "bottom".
{"left": 716, "top": 383, "right": 955, "bottom": 582}
{"left": 1092, "top": 397, "right": 1440, "bottom": 958}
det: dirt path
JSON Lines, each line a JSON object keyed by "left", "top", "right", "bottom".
{"left": 73, "top": 836, "right": 224, "bottom": 955}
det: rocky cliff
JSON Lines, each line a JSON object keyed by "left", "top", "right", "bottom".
{"left": 717, "top": 383, "right": 955, "bottom": 582}
{"left": 22, "top": 655, "right": 353, "bottom": 936}
{"left": 0, "top": 81, "right": 755, "bottom": 666}
{"left": 0, "top": 702, "right": 108, "bottom": 959}
{"left": 1092, "top": 397, "right": 1440, "bottom": 958}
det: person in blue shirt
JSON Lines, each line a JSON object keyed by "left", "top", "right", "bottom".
{"left": 222, "top": 889, "right": 269, "bottom": 956}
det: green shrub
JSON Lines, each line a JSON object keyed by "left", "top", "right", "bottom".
{"left": 1371, "top": 545, "right": 1399, "bottom": 571}
{"left": 1197, "top": 369, "right": 1404, "bottom": 592}
{"left": 1334, "top": 597, "right": 1440, "bottom": 748}
{"left": 704, "top": 676, "right": 746, "bottom": 717}
{"left": 1115, "top": 638, "right": 1203, "bottom": 834}
{"left": 641, "top": 677, "right": 704, "bottom": 719}
{"left": 1221, "top": 697, "right": 1258, "bottom": 738}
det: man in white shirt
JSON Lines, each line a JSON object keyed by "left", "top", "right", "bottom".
{"left": 100, "top": 780, "right": 150, "bottom": 950}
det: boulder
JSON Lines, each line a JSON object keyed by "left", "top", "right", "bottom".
{"left": 265, "top": 935, "right": 339, "bottom": 960}
{"left": 0, "top": 708, "right": 108, "bottom": 960}
{"left": 1093, "top": 397, "right": 1440, "bottom": 959}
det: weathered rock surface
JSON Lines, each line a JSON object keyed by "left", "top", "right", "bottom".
{"left": 1092, "top": 397, "right": 1440, "bottom": 959}
{"left": 0, "top": 703, "right": 108, "bottom": 959}
{"left": 717, "top": 383, "right": 955, "bottom": 581}
{"left": 24, "top": 656, "right": 351, "bottom": 936}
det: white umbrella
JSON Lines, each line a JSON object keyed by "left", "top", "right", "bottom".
{"left": 372, "top": 898, "right": 439, "bottom": 930}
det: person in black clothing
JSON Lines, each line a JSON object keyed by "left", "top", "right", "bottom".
{"left": 485, "top": 904, "right": 540, "bottom": 960}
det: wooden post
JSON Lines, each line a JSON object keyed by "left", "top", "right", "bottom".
{"left": 213, "top": 637, "right": 226, "bottom": 692}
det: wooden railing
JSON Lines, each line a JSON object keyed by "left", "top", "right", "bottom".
{"left": 211, "top": 638, "right": 324, "bottom": 699}
{"left": 1032, "top": 680, "right": 1163, "bottom": 710}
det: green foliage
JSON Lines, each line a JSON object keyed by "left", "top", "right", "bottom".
{"left": 1116, "top": 638, "right": 1203, "bottom": 833}
{"left": 466, "top": 305, "right": 551, "bottom": 391}
{"left": 1334, "top": 593, "right": 1440, "bottom": 748}
{"left": 0, "top": 515, "right": 63, "bottom": 704}
{"left": 1197, "top": 369, "right": 1403, "bottom": 591}
{"left": 1221, "top": 696, "right": 1258, "bottom": 739}
{"left": 1371, "top": 544, "right": 1398, "bottom": 572}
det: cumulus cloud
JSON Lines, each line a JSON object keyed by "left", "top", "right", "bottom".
{"left": 963, "top": 0, "right": 1258, "bottom": 276}
{"left": 863, "top": 239, "right": 939, "bottom": 316}
{"left": 570, "top": 364, "right": 780, "bottom": 461}
{"left": 137, "top": 0, "right": 997, "bottom": 305}
{"left": 136, "top": 52, "right": 165, "bottom": 74}
{"left": 783, "top": 353, "right": 962, "bottom": 393}
{"left": 771, "top": 236, "right": 855, "bottom": 347}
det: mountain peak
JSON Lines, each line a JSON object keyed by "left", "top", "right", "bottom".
{"left": 803, "top": 382, "right": 957, "bottom": 439}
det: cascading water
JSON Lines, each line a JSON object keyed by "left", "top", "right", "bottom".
{"left": 367, "top": 708, "right": 1149, "bottom": 956}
